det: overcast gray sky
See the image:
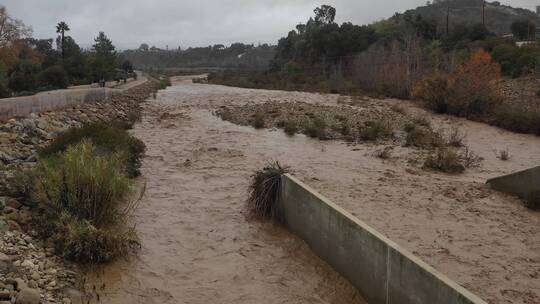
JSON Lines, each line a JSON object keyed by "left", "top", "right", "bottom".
{"left": 3, "top": 0, "right": 538, "bottom": 49}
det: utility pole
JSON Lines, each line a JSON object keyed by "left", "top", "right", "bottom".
{"left": 528, "top": 18, "right": 532, "bottom": 41}
{"left": 446, "top": 5, "right": 450, "bottom": 35}
{"left": 482, "top": 0, "right": 486, "bottom": 26}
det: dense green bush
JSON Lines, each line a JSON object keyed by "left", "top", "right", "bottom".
{"left": 39, "top": 65, "right": 69, "bottom": 89}
{"left": 39, "top": 123, "right": 146, "bottom": 177}
{"left": 491, "top": 104, "right": 540, "bottom": 135}
{"left": 33, "top": 141, "right": 139, "bottom": 263}
{"left": 0, "top": 62, "right": 10, "bottom": 98}
{"left": 491, "top": 43, "right": 540, "bottom": 77}
{"left": 8, "top": 61, "right": 40, "bottom": 93}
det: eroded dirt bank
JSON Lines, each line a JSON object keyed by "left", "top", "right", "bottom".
{"left": 89, "top": 76, "right": 539, "bottom": 304}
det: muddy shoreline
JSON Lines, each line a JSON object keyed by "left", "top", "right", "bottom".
{"left": 0, "top": 81, "right": 160, "bottom": 304}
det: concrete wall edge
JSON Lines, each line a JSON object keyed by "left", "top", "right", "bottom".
{"left": 282, "top": 173, "right": 487, "bottom": 304}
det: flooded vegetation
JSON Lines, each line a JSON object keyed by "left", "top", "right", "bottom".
{"left": 1, "top": 0, "right": 539, "bottom": 303}
{"left": 83, "top": 76, "right": 540, "bottom": 303}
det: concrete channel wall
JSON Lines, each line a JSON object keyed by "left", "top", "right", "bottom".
{"left": 0, "top": 75, "right": 147, "bottom": 122}
{"left": 486, "top": 166, "right": 540, "bottom": 202}
{"left": 0, "top": 88, "right": 118, "bottom": 122}
{"left": 280, "top": 174, "right": 487, "bottom": 304}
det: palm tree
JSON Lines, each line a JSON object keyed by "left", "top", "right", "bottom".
{"left": 56, "top": 21, "right": 70, "bottom": 59}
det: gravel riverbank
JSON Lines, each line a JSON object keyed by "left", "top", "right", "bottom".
{"left": 0, "top": 81, "right": 158, "bottom": 304}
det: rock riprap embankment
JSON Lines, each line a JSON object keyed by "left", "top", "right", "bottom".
{"left": 0, "top": 81, "right": 158, "bottom": 303}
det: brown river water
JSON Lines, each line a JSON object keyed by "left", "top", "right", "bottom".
{"left": 85, "top": 77, "right": 366, "bottom": 304}
{"left": 86, "top": 76, "right": 540, "bottom": 304}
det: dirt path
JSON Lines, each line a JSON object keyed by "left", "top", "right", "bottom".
{"left": 87, "top": 76, "right": 540, "bottom": 304}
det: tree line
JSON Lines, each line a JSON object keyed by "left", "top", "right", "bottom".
{"left": 210, "top": 2, "right": 539, "bottom": 93}
{"left": 0, "top": 6, "right": 134, "bottom": 98}
{"left": 120, "top": 42, "right": 276, "bottom": 70}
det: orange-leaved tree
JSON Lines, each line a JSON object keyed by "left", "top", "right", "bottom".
{"left": 448, "top": 49, "right": 502, "bottom": 118}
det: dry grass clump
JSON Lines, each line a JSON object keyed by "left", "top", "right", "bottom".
{"left": 390, "top": 104, "right": 406, "bottom": 114}
{"left": 413, "top": 116, "right": 431, "bottom": 128}
{"left": 405, "top": 122, "right": 465, "bottom": 150}
{"left": 359, "top": 120, "right": 393, "bottom": 141}
{"left": 495, "top": 148, "right": 511, "bottom": 161}
{"left": 304, "top": 117, "right": 327, "bottom": 139}
{"left": 33, "top": 140, "right": 141, "bottom": 263}
{"left": 424, "top": 148, "right": 465, "bottom": 173}
{"left": 375, "top": 146, "right": 393, "bottom": 159}
{"left": 424, "top": 146, "right": 482, "bottom": 174}
{"left": 404, "top": 123, "right": 445, "bottom": 148}
{"left": 284, "top": 120, "right": 298, "bottom": 136}
{"left": 247, "top": 162, "right": 289, "bottom": 222}
{"left": 251, "top": 112, "right": 266, "bottom": 129}
{"left": 447, "top": 127, "right": 466, "bottom": 147}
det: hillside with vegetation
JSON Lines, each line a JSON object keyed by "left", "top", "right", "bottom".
{"left": 119, "top": 43, "right": 276, "bottom": 70}
{"left": 208, "top": 3, "right": 539, "bottom": 136}
{"left": 408, "top": 0, "right": 540, "bottom": 35}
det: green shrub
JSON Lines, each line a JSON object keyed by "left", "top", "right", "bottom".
{"left": 39, "top": 123, "right": 146, "bottom": 177}
{"left": 39, "top": 65, "right": 69, "bottom": 89}
{"left": 251, "top": 113, "right": 266, "bottom": 129}
{"left": 0, "top": 62, "right": 10, "bottom": 98}
{"left": 491, "top": 104, "right": 540, "bottom": 135}
{"left": 51, "top": 214, "right": 137, "bottom": 263}
{"left": 283, "top": 120, "right": 298, "bottom": 136}
{"left": 360, "top": 121, "right": 392, "bottom": 141}
{"left": 35, "top": 141, "right": 132, "bottom": 226}
{"left": 33, "top": 141, "right": 139, "bottom": 263}
{"left": 8, "top": 61, "right": 40, "bottom": 93}
{"left": 304, "top": 117, "right": 327, "bottom": 139}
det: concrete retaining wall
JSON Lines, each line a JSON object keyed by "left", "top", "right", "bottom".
{"left": 486, "top": 166, "right": 540, "bottom": 202}
{"left": 0, "top": 88, "right": 119, "bottom": 122}
{"left": 0, "top": 74, "right": 149, "bottom": 122}
{"left": 280, "top": 174, "right": 487, "bottom": 304}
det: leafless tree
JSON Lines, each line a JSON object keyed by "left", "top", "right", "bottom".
{"left": 0, "top": 6, "right": 32, "bottom": 47}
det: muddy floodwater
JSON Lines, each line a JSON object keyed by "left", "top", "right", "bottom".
{"left": 87, "top": 76, "right": 540, "bottom": 304}
{"left": 85, "top": 77, "right": 365, "bottom": 304}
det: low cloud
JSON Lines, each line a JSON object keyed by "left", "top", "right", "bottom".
{"left": 3, "top": 0, "right": 537, "bottom": 49}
